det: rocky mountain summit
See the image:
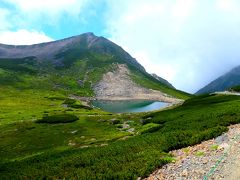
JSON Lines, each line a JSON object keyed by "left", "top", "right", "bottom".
{"left": 0, "top": 32, "right": 145, "bottom": 71}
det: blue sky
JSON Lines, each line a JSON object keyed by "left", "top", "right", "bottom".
{"left": 1, "top": 0, "right": 240, "bottom": 93}
{"left": 0, "top": 0, "right": 109, "bottom": 40}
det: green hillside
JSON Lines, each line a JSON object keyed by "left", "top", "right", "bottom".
{"left": 1, "top": 90, "right": 240, "bottom": 179}
{"left": 0, "top": 33, "right": 190, "bottom": 100}
{"left": 0, "top": 33, "right": 196, "bottom": 179}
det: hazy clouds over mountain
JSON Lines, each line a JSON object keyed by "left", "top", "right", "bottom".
{"left": 105, "top": 0, "right": 240, "bottom": 93}
{"left": 1, "top": 0, "right": 240, "bottom": 93}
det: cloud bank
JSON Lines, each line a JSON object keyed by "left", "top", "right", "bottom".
{"left": 0, "top": 0, "right": 91, "bottom": 45}
{"left": 105, "top": 0, "right": 240, "bottom": 92}
{"left": 0, "top": 30, "right": 54, "bottom": 45}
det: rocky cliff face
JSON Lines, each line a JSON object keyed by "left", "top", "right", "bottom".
{"left": 94, "top": 64, "right": 181, "bottom": 103}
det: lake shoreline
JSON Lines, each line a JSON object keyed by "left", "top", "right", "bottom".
{"left": 70, "top": 95, "right": 183, "bottom": 104}
{"left": 70, "top": 95, "right": 184, "bottom": 113}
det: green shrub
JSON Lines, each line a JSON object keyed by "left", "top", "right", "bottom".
{"left": 139, "top": 123, "right": 162, "bottom": 134}
{"left": 63, "top": 98, "right": 77, "bottom": 105}
{"left": 62, "top": 98, "right": 92, "bottom": 110}
{"left": 70, "top": 104, "right": 93, "bottom": 110}
{"left": 36, "top": 114, "right": 79, "bottom": 124}
{"left": 229, "top": 85, "right": 240, "bottom": 92}
{"left": 45, "top": 96, "right": 66, "bottom": 100}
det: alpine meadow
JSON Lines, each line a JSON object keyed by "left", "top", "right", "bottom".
{"left": 1, "top": 1, "right": 240, "bottom": 179}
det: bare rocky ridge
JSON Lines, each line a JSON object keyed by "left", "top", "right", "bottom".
{"left": 146, "top": 124, "right": 240, "bottom": 180}
{"left": 94, "top": 64, "right": 182, "bottom": 103}
{"left": 0, "top": 32, "right": 146, "bottom": 72}
{"left": 0, "top": 32, "right": 98, "bottom": 60}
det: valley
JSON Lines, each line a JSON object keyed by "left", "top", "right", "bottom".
{"left": 1, "top": 88, "right": 240, "bottom": 179}
{"left": 0, "top": 33, "right": 240, "bottom": 179}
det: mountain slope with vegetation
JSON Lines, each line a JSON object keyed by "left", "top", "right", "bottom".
{"left": 4, "top": 33, "right": 236, "bottom": 180}
{"left": 196, "top": 65, "right": 240, "bottom": 94}
{"left": 0, "top": 33, "right": 190, "bottom": 100}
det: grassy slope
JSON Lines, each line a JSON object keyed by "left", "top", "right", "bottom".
{"left": 1, "top": 94, "right": 240, "bottom": 179}
{"left": 0, "top": 54, "right": 191, "bottom": 100}
{"left": 0, "top": 56, "right": 113, "bottom": 97}
{"left": 129, "top": 66, "right": 191, "bottom": 100}
{"left": 0, "top": 86, "right": 134, "bottom": 160}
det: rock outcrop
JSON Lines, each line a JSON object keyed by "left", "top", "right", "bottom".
{"left": 94, "top": 64, "right": 181, "bottom": 103}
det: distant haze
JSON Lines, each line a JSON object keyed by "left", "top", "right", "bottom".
{"left": 1, "top": 0, "right": 240, "bottom": 93}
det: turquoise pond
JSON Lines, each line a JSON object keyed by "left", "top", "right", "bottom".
{"left": 91, "top": 100, "right": 169, "bottom": 113}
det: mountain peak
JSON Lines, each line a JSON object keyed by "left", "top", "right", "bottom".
{"left": 0, "top": 32, "right": 145, "bottom": 71}
{"left": 151, "top": 73, "right": 175, "bottom": 89}
{"left": 82, "top": 32, "right": 95, "bottom": 37}
{"left": 196, "top": 65, "right": 240, "bottom": 94}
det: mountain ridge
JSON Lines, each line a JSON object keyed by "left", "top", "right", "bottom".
{"left": 0, "top": 32, "right": 190, "bottom": 100}
{"left": 196, "top": 65, "right": 240, "bottom": 94}
{"left": 0, "top": 32, "right": 145, "bottom": 72}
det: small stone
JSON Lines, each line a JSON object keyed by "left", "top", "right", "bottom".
{"left": 202, "top": 159, "right": 208, "bottom": 164}
{"left": 181, "top": 169, "right": 188, "bottom": 177}
{"left": 100, "top": 143, "right": 108, "bottom": 146}
{"left": 127, "top": 128, "right": 135, "bottom": 133}
{"left": 71, "top": 130, "right": 78, "bottom": 134}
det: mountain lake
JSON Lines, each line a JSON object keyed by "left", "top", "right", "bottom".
{"left": 91, "top": 100, "right": 169, "bottom": 113}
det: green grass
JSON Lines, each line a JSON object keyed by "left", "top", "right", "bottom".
{"left": 0, "top": 54, "right": 238, "bottom": 179}
{"left": 210, "top": 144, "right": 219, "bottom": 151}
{"left": 0, "top": 54, "right": 190, "bottom": 100}
{"left": 195, "top": 151, "right": 205, "bottom": 156}
{"left": 1, "top": 93, "right": 240, "bottom": 179}
{"left": 139, "top": 123, "right": 162, "bottom": 134}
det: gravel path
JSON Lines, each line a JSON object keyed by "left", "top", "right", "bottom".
{"left": 146, "top": 124, "right": 240, "bottom": 180}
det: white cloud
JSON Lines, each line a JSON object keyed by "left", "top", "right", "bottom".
{"left": 3, "top": 0, "right": 89, "bottom": 16}
{"left": 172, "top": 0, "right": 195, "bottom": 19}
{"left": 0, "top": 30, "right": 54, "bottom": 45}
{"left": 0, "top": 0, "right": 90, "bottom": 45}
{"left": 217, "top": 0, "right": 236, "bottom": 11}
{"left": 106, "top": 0, "right": 240, "bottom": 93}
{"left": 1, "top": 0, "right": 92, "bottom": 29}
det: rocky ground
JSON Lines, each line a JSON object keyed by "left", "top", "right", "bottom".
{"left": 94, "top": 64, "right": 182, "bottom": 103}
{"left": 146, "top": 124, "right": 240, "bottom": 180}
{"left": 213, "top": 91, "right": 240, "bottom": 96}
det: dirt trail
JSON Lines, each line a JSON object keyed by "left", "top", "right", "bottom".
{"left": 146, "top": 124, "right": 240, "bottom": 180}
